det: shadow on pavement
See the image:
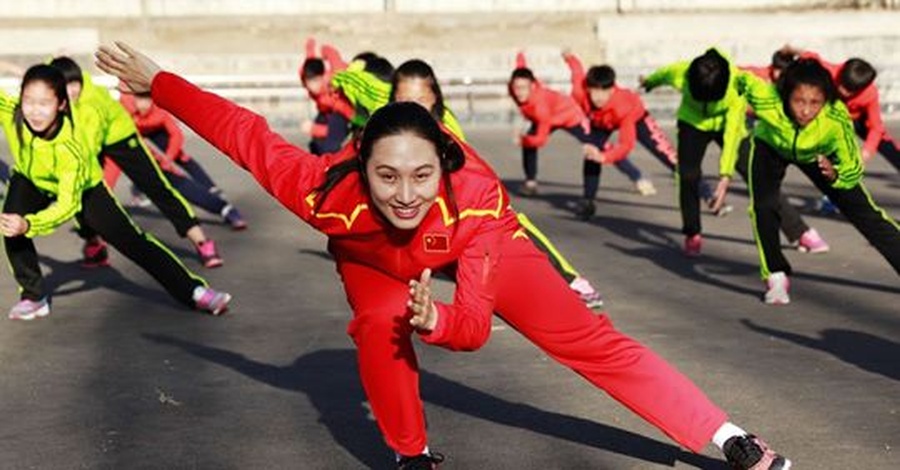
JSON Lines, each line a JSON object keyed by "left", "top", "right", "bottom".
{"left": 143, "top": 335, "right": 729, "bottom": 469}
{"left": 741, "top": 320, "right": 900, "bottom": 382}
{"left": 39, "top": 255, "right": 178, "bottom": 307}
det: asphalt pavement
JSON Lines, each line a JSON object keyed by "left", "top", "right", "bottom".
{"left": 0, "top": 125, "right": 897, "bottom": 469}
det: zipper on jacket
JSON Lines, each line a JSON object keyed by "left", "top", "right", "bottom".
{"left": 791, "top": 125, "right": 801, "bottom": 160}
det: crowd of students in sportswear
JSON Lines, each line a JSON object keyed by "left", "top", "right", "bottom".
{"left": 0, "top": 33, "right": 897, "bottom": 470}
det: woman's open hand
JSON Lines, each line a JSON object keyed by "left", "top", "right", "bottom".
{"left": 408, "top": 268, "right": 438, "bottom": 332}
{"left": 95, "top": 42, "right": 162, "bottom": 94}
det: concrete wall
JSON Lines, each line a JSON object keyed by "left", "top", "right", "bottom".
{"left": 2, "top": 6, "right": 900, "bottom": 124}
{"left": 0, "top": 0, "right": 876, "bottom": 17}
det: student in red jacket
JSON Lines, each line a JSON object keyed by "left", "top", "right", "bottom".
{"left": 563, "top": 51, "right": 717, "bottom": 219}
{"left": 509, "top": 53, "right": 654, "bottom": 204}
{"left": 740, "top": 49, "right": 795, "bottom": 84}
{"left": 97, "top": 42, "right": 791, "bottom": 470}
{"left": 298, "top": 37, "right": 354, "bottom": 155}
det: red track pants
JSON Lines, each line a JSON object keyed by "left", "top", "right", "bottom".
{"left": 339, "top": 237, "right": 726, "bottom": 456}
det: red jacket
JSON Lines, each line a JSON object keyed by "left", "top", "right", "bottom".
{"left": 153, "top": 71, "right": 522, "bottom": 352}
{"left": 564, "top": 53, "right": 647, "bottom": 162}
{"left": 120, "top": 93, "right": 188, "bottom": 167}
{"left": 801, "top": 51, "right": 883, "bottom": 154}
{"left": 300, "top": 38, "right": 355, "bottom": 136}
{"left": 510, "top": 52, "right": 586, "bottom": 148}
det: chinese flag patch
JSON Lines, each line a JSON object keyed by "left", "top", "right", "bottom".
{"left": 423, "top": 233, "right": 450, "bottom": 253}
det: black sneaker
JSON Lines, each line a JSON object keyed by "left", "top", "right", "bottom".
{"left": 575, "top": 198, "right": 596, "bottom": 221}
{"left": 397, "top": 452, "right": 444, "bottom": 469}
{"left": 723, "top": 434, "right": 791, "bottom": 470}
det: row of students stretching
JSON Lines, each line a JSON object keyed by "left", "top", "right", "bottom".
{"left": 45, "top": 57, "right": 235, "bottom": 269}
{"left": 0, "top": 64, "right": 232, "bottom": 319}
{"left": 648, "top": 47, "right": 898, "bottom": 304}
{"left": 298, "top": 41, "right": 605, "bottom": 308}
{"left": 641, "top": 48, "right": 830, "bottom": 258}
{"left": 97, "top": 41, "right": 792, "bottom": 470}
{"left": 508, "top": 52, "right": 658, "bottom": 210}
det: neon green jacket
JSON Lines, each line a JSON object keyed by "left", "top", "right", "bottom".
{"left": 736, "top": 71, "right": 863, "bottom": 190}
{"left": 0, "top": 91, "right": 103, "bottom": 237}
{"left": 78, "top": 71, "right": 138, "bottom": 147}
{"left": 330, "top": 60, "right": 391, "bottom": 127}
{"left": 643, "top": 49, "right": 747, "bottom": 177}
{"left": 442, "top": 108, "right": 466, "bottom": 141}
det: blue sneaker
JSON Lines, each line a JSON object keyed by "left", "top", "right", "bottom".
{"left": 819, "top": 195, "right": 838, "bottom": 215}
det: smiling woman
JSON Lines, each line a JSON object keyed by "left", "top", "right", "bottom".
{"left": 95, "top": 41, "right": 791, "bottom": 470}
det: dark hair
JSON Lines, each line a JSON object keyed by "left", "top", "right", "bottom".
{"left": 771, "top": 50, "right": 795, "bottom": 73}
{"left": 49, "top": 56, "right": 83, "bottom": 85}
{"left": 363, "top": 56, "right": 394, "bottom": 83}
{"left": 14, "top": 64, "right": 72, "bottom": 148}
{"left": 585, "top": 65, "right": 616, "bottom": 89}
{"left": 389, "top": 59, "right": 445, "bottom": 121}
{"left": 352, "top": 51, "right": 379, "bottom": 64}
{"left": 777, "top": 58, "right": 837, "bottom": 123}
{"left": 314, "top": 102, "right": 465, "bottom": 221}
{"left": 838, "top": 58, "right": 876, "bottom": 94}
{"left": 300, "top": 57, "right": 326, "bottom": 82}
{"left": 687, "top": 48, "right": 730, "bottom": 102}
{"left": 509, "top": 67, "right": 535, "bottom": 83}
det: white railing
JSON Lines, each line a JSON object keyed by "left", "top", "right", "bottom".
{"left": 3, "top": 71, "right": 898, "bottom": 127}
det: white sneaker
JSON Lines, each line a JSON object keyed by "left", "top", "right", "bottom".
{"left": 569, "top": 276, "right": 604, "bottom": 309}
{"left": 635, "top": 178, "right": 657, "bottom": 196}
{"left": 8, "top": 297, "right": 51, "bottom": 320}
{"left": 764, "top": 272, "right": 790, "bottom": 305}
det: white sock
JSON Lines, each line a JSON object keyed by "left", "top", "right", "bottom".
{"left": 712, "top": 422, "right": 747, "bottom": 451}
{"left": 192, "top": 286, "right": 206, "bottom": 302}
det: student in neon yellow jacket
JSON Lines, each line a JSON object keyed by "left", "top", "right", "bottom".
{"left": 0, "top": 64, "right": 231, "bottom": 320}
{"left": 643, "top": 48, "right": 820, "bottom": 257}
{"left": 49, "top": 57, "right": 225, "bottom": 269}
{"left": 735, "top": 58, "right": 899, "bottom": 304}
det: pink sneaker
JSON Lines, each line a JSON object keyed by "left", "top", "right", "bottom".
{"left": 81, "top": 239, "right": 111, "bottom": 268}
{"left": 797, "top": 228, "right": 829, "bottom": 254}
{"left": 683, "top": 234, "right": 702, "bottom": 257}
{"left": 8, "top": 298, "right": 50, "bottom": 321}
{"left": 193, "top": 287, "right": 232, "bottom": 315}
{"left": 764, "top": 272, "right": 790, "bottom": 305}
{"left": 196, "top": 240, "right": 224, "bottom": 268}
{"left": 569, "top": 277, "right": 604, "bottom": 309}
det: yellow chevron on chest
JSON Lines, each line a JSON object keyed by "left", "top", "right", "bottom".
{"left": 305, "top": 191, "right": 369, "bottom": 230}
{"left": 434, "top": 182, "right": 504, "bottom": 226}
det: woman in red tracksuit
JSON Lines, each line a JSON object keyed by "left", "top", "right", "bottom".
{"left": 509, "top": 53, "right": 651, "bottom": 207}
{"left": 97, "top": 43, "right": 790, "bottom": 470}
